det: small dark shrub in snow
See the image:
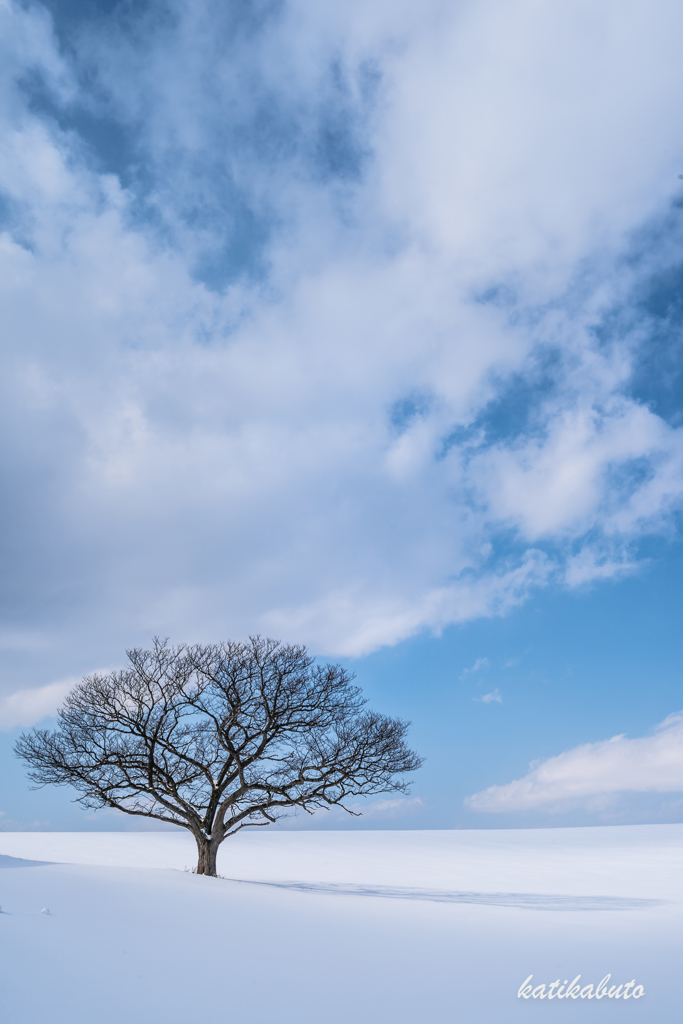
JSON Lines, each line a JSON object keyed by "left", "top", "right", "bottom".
{"left": 15, "top": 637, "right": 423, "bottom": 876}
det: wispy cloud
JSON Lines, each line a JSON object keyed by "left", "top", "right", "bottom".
{"left": 345, "top": 797, "right": 425, "bottom": 820}
{"left": 465, "top": 712, "right": 683, "bottom": 812}
{"left": 276, "top": 796, "right": 424, "bottom": 827}
{"left": 476, "top": 689, "right": 502, "bottom": 704}
{"left": 460, "top": 657, "right": 490, "bottom": 679}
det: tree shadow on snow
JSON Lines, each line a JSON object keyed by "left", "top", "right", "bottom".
{"left": 235, "top": 880, "right": 667, "bottom": 911}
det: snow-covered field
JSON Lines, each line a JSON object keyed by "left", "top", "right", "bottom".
{"left": 1, "top": 825, "right": 681, "bottom": 1023}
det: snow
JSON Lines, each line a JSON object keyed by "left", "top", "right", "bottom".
{"left": 1, "top": 825, "right": 681, "bottom": 1022}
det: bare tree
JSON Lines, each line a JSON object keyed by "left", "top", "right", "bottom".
{"left": 15, "top": 637, "right": 423, "bottom": 876}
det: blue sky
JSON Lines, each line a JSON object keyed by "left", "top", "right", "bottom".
{"left": 1, "top": 0, "right": 683, "bottom": 831}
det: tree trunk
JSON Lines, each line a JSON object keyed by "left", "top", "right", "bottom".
{"left": 195, "top": 836, "right": 219, "bottom": 876}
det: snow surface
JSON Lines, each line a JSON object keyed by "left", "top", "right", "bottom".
{"left": 1, "top": 825, "right": 681, "bottom": 1023}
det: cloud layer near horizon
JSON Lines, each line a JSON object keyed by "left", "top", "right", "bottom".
{"left": 465, "top": 712, "right": 683, "bottom": 814}
{"left": 2, "top": 0, "right": 683, "bottom": 703}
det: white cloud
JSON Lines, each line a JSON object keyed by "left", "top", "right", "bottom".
{"left": 470, "top": 400, "right": 675, "bottom": 541}
{"left": 0, "top": 678, "right": 77, "bottom": 730}
{"left": 465, "top": 712, "right": 683, "bottom": 812}
{"left": 1, "top": 0, "right": 683, "bottom": 689}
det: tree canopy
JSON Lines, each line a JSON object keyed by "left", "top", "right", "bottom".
{"left": 15, "top": 637, "right": 423, "bottom": 875}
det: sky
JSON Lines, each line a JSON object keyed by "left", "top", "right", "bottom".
{"left": 1, "top": 0, "right": 683, "bottom": 831}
